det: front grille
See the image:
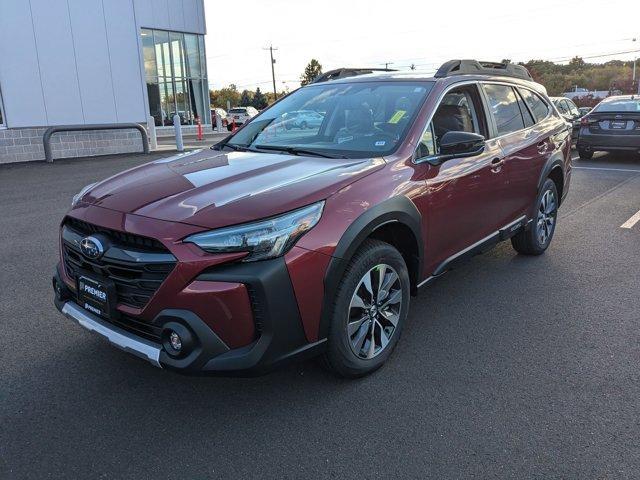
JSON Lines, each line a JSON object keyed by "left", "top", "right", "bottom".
{"left": 62, "top": 218, "right": 176, "bottom": 310}
{"left": 65, "top": 217, "right": 167, "bottom": 252}
{"left": 111, "top": 314, "right": 163, "bottom": 343}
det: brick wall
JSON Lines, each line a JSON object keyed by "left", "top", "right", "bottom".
{"left": 0, "top": 127, "right": 144, "bottom": 164}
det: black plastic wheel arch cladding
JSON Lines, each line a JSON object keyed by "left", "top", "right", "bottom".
{"left": 537, "top": 155, "right": 565, "bottom": 205}
{"left": 318, "top": 196, "right": 424, "bottom": 340}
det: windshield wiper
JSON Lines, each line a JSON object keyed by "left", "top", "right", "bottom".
{"left": 254, "top": 145, "right": 347, "bottom": 159}
{"left": 214, "top": 143, "right": 259, "bottom": 153}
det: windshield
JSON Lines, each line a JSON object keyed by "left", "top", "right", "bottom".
{"left": 593, "top": 99, "right": 640, "bottom": 113}
{"left": 229, "top": 108, "right": 247, "bottom": 114}
{"left": 224, "top": 81, "right": 434, "bottom": 158}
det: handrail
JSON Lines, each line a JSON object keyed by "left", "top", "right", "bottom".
{"left": 43, "top": 123, "right": 149, "bottom": 163}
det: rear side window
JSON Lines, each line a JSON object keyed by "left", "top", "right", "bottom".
{"left": 519, "top": 88, "right": 549, "bottom": 123}
{"left": 482, "top": 84, "right": 525, "bottom": 136}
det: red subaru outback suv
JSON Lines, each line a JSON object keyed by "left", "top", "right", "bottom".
{"left": 53, "top": 60, "right": 571, "bottom": 377}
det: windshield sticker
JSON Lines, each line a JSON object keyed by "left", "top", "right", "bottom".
{"left": 375, "top": 140, "right": 386, "bottom": 146}
{"left": 388, "top": 110, "right": 407, "bottom": 124}
{"left": 337, "top": 135, "right": 354, "bottom": 144}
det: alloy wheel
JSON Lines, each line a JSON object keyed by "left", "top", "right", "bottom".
{"left": 347, "top": 264, "right": 402, "bottom": 359}
{"left": 536, "top": 189, "right": 557, "bottom": 246}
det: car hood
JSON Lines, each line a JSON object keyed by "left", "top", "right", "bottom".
{"left": 81, "top": 149, "right": 385, "bottom": 229}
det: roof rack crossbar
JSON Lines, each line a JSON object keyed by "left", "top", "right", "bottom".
{"left": 312, "top": 67, "right": 398, "bottom": 84}
{"left": 434, "top": 60, "right": 533, "bottom": 81}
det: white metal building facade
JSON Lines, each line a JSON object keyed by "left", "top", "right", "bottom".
{"left": 0, "top": 0, "right": 208, "bottom": 163}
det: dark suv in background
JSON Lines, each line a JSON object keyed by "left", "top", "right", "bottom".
{"left": 53, "top": 60, "right": 571, "bottom": 377}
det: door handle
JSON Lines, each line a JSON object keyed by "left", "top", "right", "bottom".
{"left": 490, "top": 157, "right": 504, "bottom": 171}
{"left": 537, "top": 141, "right": 549, "bottom": 154}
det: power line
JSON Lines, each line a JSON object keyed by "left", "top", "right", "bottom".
{"left": 548, "top": 48, "right": 640, "bottom": 63}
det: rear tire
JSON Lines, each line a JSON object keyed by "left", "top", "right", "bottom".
{"left": 578, "top": 147, "right": 593, "bottom": 160}
{"left": 511, "top": 178, "right": 559, "bottom": 256}
{"left": 324, "top": 239, "right": 410, "bottom": 378}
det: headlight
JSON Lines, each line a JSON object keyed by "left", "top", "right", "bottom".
{"left": 184, "top": 201, "right": 324, "bottom": 262}
{"left": 71, "top": 183, "right": 97, "bottom": 207}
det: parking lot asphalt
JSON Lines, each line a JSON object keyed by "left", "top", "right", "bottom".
{"left": 2, "top": 150, "right": 640, "bottom": 479}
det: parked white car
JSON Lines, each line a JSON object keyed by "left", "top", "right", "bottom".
{"left": 226, "top": 106, "right": 259, "bottom": 130}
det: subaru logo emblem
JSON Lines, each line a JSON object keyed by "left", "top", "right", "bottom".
{"left": 79, "top": 236, "right": 104, "bottom": 259}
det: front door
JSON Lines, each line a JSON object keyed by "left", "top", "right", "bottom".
{"left": 413, "top": 84, "right": 512, "bottom": 275}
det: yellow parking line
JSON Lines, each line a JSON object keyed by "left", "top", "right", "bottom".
{"left": 621, "top": 209, "right": 640, "bottom": 229}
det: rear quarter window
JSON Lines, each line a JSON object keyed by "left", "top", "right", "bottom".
{"left": 519, "top": 88, "right": 549, "bottom": 123}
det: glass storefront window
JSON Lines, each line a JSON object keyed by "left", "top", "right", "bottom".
{"left": 142, "top": 29, "right": 209, "bottom": 126}
{"left": 170, "top": 32, "right": 185, "bottom": 79}
{"left": 184, "top": 34, "right": 201, "bottom": 78}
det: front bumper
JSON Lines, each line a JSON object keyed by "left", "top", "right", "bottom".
{"left": 58, "top": 300, "right": 162, "bottom": 367}
{"left": 53, "top": 256, "right": 325, "bottom": 375}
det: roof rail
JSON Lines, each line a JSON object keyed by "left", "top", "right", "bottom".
{"left": 312, "top": 67, "right": 397, "bottom": 84}
{"left": 434, "top": 60, "right": 533, "bottom": 81}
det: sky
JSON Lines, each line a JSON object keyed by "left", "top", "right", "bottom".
{"left": 204, "top": 0, "right": 640, "bottom": 92}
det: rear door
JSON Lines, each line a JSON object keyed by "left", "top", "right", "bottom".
{"left": 482, "top": 83, "right": 555, "bottom": 219}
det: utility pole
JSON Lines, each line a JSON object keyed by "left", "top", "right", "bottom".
{"left": 382, "top": 61, "right": 394, "bottom": 70}
{"left": 633, "top": 38, "right": 638, "bottom": 94}
{"left": 264, "top": 45, "right": 279, "bottom": 100}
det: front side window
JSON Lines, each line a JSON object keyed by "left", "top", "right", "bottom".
{"left": 416, "top": 85, "right": 486, "bottom": 159}
{"left": 519, "top": 88, "right": 549, "bottom": 123}
{"left": 416, "top": 123, "right": 436, "bottom": 159}
{"left": 226, "top": 81, "right": 434, "bottom": 158}
{"left": 482, "top": 84, "right": 526, "bottom": 136}
{"left": 141, "top": 29, "right": 209, "bottom": 126}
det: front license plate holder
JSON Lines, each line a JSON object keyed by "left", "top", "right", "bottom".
{"left": 76, "top": 274, "right": 117, "bottom": 319}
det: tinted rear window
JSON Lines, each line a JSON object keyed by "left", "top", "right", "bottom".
{"left": 593, "top": 99, "right": 640, "bottom": 113}
{"left": 229, "top": 108, "right": 247, "bottom": 114}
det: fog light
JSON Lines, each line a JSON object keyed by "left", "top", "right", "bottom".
{"left": 169, "top": 331, "right": 182, "bottom": 351}
{"left": 161, "top": 322, "right": 195, "bottom": 358}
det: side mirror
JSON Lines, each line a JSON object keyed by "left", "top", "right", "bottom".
{"left": 440, "top": 131, "right": 485, "bottom": 155}
{"left": 422, "top": 131, "right": 485, "bottom": 165}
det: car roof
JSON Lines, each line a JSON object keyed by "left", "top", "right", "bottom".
{"left": 308, "top": 70, "right": 547, "bottom": 95}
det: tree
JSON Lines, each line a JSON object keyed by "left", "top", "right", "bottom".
{"left": 210, "top": 84, "right": 240, "bottom": 110}
{"left": 240, "top": 89, "right": 253, "bottom": 107}
{"left": 300, "top": 59, "right": 323, "bottom": 86}
{"left": 252, "top": 87, "right": 268, "bottom": 110}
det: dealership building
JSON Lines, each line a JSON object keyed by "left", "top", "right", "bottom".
{"left": 0, "top": 0, "right": 209, "bottom": 164}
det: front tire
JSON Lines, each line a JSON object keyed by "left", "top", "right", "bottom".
{"left": 324, "top": 239, "right": 410, "bottom": 378}
{"left": 511, "top": 178, "right": 559, "bottom": 256}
